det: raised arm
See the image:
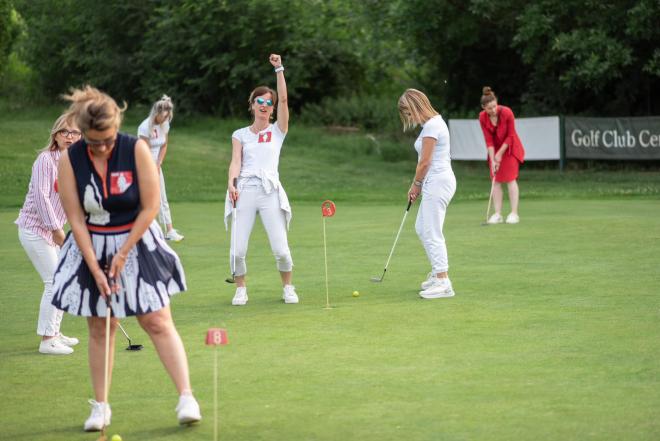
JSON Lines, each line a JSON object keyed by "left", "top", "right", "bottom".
{"left": 270, "top": 53, "right": 289, "bottom": 134}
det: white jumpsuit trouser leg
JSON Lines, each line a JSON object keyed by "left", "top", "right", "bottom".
{"left": 18, "top": 228, "right": 64, "bottom": 337}
{"left": 157, "top": 169, "right": 173, "bottom": 227}
{"left": 231, "top": 185, "right": 293, "bottom": 276}
{"left": 415, "top": 171, "right": 457, "bottom": 274}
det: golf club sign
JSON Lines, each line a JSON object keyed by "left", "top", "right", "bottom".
{"left": 322, "top": 200, "right": 336, "bottom": 217}
{"left": 565, "top": 116, "right": 660, "bottom": 159}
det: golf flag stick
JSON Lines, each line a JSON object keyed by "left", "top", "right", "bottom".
{"left": 371, "top": 199, "right": 412, "bottom": 283}
{"left": 321, "top": 200, "right": 336, "bottom": 309}
{"left": 206, "top": 328, "right": 229, "bottom": 441}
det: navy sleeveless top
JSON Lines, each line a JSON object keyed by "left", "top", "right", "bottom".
{"left": 68, "top": 133, "right": 140, "bottom": 231}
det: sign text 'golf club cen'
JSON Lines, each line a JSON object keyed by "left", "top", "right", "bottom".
{"left": 565, "top": 116, "right": 660, "bottom": 159}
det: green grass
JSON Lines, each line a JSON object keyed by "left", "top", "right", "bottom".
{"left": 1, "top": 108, "right": 659, "bottom": 440}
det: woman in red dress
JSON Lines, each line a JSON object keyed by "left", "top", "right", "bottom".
{"left": 478, "top": 87, "right": 525, "bottom": 224}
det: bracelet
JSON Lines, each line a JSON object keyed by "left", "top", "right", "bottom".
{"left": 413, "top": 180, "right": 423, "bottom": 187}
{"left": 274, "top": 66, "right": 284, "bottom": 73}
{"left": 117, "top": 251, "right": 128, "bottom": 261}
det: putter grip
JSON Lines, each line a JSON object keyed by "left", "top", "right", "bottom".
{"left": 406, "top": 200, "right": 412, "bottom": 211}
{"left": 232, "top": 177, "right": 238, "bottom": 208}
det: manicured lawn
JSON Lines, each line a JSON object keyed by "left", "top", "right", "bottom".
{"left": 1, "top": 199, "right": 659, "bottom": 441}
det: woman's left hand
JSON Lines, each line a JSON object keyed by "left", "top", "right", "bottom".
{"left": 108, "top": 252, "right": 128, "bottom": 292}
{"left": 269, "top": 54, "right": 282, "bottom": 68}
{"left": 408, "top": 185, "right": 421, "bottom": 203}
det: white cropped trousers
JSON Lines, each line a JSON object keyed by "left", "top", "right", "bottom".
{"left": 415, "top": 171, "right": 457, "bottom": 274}
{"left": 18, "top": 228, "right": 64, "bottom": 337}
{"left": 231, "top": 182, "right": 293, "bottom": 276}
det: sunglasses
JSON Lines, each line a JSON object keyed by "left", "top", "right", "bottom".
{"left": 255, "top": 97, "right": 274, "bottom": 106}
{"left": 58, "top": 129, "right": 82, "bottom": 138}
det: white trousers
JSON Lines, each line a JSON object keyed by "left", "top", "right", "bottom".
{"left": 415, "top": 171, "right": 456, "bottom": 274}
{"left": 18, "top": 228, "right": 64, "bottom": 337}
{"left": 231, "top": 183, "right": 293, "bottom": 276}
{"left": 157, "top": 169, "right": 173, "bottom": 227}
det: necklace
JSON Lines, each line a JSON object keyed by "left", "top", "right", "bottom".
{"left": 249, "top": 122, "right": 269, "bottom": 134}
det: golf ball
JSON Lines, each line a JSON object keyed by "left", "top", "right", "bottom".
{"left": 352, "top": 291, "right": 360, "bottom": 297}
{"left": 111, "top": 435, "right": 122, "bottom": 441}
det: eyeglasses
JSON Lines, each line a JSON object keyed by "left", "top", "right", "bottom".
{"left": 84, "top": 136, "right": 116, "bottom": 148}
{"left": 58, "top": 129, "right": 82, "bottom": 138}
{"left": 255, "top": 97, "right": 273, "bottom": 106}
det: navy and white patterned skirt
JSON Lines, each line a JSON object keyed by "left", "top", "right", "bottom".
{"left": 51, "top": 222, "right": 186, "bottom": 318}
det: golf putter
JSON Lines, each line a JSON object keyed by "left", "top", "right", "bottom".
{"left": 371, "top": 198, "right": 413, "bottom": 283}
{"left": 117, "top": 322, "right": 143, "bottom": 351}
{"left": 225, "top": 177, "right": 238, "bottom": 284}
{"left": 98, "top": 277, "right": 113, "bottom": 441}
{"left": 481, "top": 165, "right": 498, "bottom": 226}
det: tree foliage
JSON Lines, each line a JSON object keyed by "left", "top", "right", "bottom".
{"left": 10, "top": 0, "right": 660, "bottom": 116}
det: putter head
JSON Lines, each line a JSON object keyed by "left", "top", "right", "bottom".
{"left": 481, "top": 221, "right": 490, "bottom": 226}
{"left": 126, "top": 344, "right": 144, "bottom": 351}
{"left": 370, "top": 276, "right": 383, "bottom": 283}
{"left": 225, "top": 277, "right": 236, "bottom": 284}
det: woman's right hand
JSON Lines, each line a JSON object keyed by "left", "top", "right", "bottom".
{"left": 52, "top": 229, "right": 66, "bottom": 247}
{"left": 91, "top": 267, "right": 112, "bottom": 298}
{"left": 228, "top": 184, "right": 239, "bottom": 204}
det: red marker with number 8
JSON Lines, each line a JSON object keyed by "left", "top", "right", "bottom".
{"left": 205, "top": 328, "right": 229, "bottom": 346}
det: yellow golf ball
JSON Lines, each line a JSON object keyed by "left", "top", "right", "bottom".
{"left": 111, "top": 435, "right": 122, "bottom": 441}
{"left": 352, "top": 290, "right": 360, "bottom": 297}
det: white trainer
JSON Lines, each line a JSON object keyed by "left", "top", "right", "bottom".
{"left": 39, "top": 338, "right": 73, "bottom": 355}
{"left": 166, "top": 229, "right": 184, "bottom": 242}
{"left": 58, "top": 334, "right": 79, "bottom": 347}
{"left": 505, "top": 213, "right": 520, "bottom": 224}
{"left": 487, "top": 213, "right": 503, "bottom": 224}
{"left": 419, "top": 278, "right": 455, "bottom": 299}
{"left": 176, "top": 394, "right": 202, "bottom": 425}
{"left": 282, "top": 285, "right": 299, "bottom": 304}
{"left": 232, "top": 287, "right": 248, "bottom": 306}
{"left": 421, "top": 272, "right": 435, "bottom": 290}
{"left": 84, "top": 400, "right": 111, "bottom": 432}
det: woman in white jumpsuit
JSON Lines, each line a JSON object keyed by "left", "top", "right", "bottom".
{"left": 138, "top": 95, "right": 184, "bottom": 242}
{"left": 398, "top": 89, "right": 457, "bottom": 299}
{"left": 225, "top": 54, "right": 297, "bottom": 306}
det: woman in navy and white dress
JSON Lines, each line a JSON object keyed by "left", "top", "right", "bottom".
{"left": 51, "top": 86, "right": 201, "bottom": 431}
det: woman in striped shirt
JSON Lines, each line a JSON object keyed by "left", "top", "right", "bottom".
{"left": 15, "top": 113, "right": 82, "bottom": 355}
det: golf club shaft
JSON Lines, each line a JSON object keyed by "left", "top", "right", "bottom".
{"left": 485, "top": 175, "right": 495, "bottom": 222}
{"left": 117, "top": 321, "right": 131, "bottom": 341}
{"left": 381, "top": 199, "right": 413, "bottom": 273}
{"left": 229, "top": 177, "right": 237, "bottom": 281}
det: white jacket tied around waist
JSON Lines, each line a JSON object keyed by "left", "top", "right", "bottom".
{"left": 224, "top": 170, "right": 292, "bottom": 230}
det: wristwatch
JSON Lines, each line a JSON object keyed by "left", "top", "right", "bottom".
{"left": 413, "top": 180, "right": 423, "bottom": 187}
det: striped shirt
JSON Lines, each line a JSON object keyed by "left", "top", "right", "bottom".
{"left": 15, "top": 149, "right": 66, "bottom": 246}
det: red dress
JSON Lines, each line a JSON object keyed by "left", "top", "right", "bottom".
{"left": 479, "top": 105, "right": 525, "bottom": 182}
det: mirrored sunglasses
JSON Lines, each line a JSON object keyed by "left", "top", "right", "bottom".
{"left": 255, "top": 97, "right": 273, "bottom": 106}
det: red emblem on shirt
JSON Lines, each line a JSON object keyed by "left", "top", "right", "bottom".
{"left": 258, "top": 132, "right": 272, "bottom": 143}
{"left": 53, "top": 179, "right": 58, "bottom": 193}
{"left": 110, "top": 171, "right": 133, "bottom": 195}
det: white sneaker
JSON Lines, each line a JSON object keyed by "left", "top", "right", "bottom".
{"left": 58, "top": 334, "right": 79, "bottom": 347}
{"left": 487, "top": 213, "right": 503, "bottom": 224}
{"left": 419, "top": 278, "right": 455, "bottom": 299}
{"left": 420, "top": 272, "right": 435, "bottom": 290}
{"left": 176, "top": 394, "right": 201, "bottom": 425}
{"left": 166, "top": 229, "right": 184, "bottom": 242}
{"left": 39, "top": 338, "right": 74, "bottom": 355}
{"left": 506, "top": 213, "right": 520, "bottom": 224}
{"left": 84, "top": 400, "right": 111, "bottom": 432}
{"left": 232, "top": 287, "right": 248, "bottom": 306}
{"left": 282, "top": 285, "right": 299, "bottom": 304}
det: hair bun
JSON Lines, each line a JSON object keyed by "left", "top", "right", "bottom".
{"left": 482, "top": 86, "right": 494, "bottom": 96}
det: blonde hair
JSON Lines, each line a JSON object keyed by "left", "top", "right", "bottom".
{"left": 398, "top": 88, "right": 439, "bottom": 131}
{"left": 248, "top": 86, "right": 277, "bottom": 119}
{"left": 148, "top": 94, "right": 174, "bottom": 132}
{"left": 40, "top": 112, "right": 77, "bottom": 152}
{"left": 62, "top": 85, "right": 126, "bottom": 133}
{"left": 480, "top": 86, "right": 497, "bottom": 107}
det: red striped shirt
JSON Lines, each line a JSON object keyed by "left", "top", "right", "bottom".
{"left": 15, "top": 150, "right": 67, "bottom": 246}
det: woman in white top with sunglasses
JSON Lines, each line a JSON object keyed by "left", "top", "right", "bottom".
{"left": 225, "top": 54, "right": 297, "bottom": 306}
